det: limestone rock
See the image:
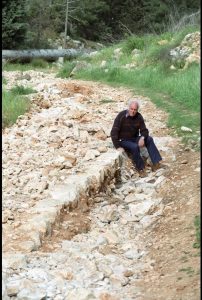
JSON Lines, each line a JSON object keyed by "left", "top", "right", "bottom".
{"left": 181, "top": 126, "right": 192, "bottom": 132}
{"left": 83, "top": 149, "right": 100, "bottom": 161}
{"left": 3, "top": 254, "right": 28, "bottom": 269}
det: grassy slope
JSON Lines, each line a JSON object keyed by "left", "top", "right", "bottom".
{"left": 2, "top": 27, "right": 200, "bottom": 148}
{"left": 68, "top": 26, "right": 200, "bottom": 148}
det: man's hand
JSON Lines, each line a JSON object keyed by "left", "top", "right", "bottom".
{"left": 138, "top": 137, "right": 145, "bottom": 148}
{"left": 117, "top": 147, "right": 125, "bottom": 154}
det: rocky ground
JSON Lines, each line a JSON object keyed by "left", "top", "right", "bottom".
{"left": 2, "top": 70, "right": 200, "bottom": 299}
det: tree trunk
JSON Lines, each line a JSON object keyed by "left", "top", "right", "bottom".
{"left": 2, "top": 49, "right": 85, "bottom": 59}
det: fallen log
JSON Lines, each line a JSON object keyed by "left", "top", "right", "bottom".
{"left": 2, "top": 49, "right": 87, "bottom": 60}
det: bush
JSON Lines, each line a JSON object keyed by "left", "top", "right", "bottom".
{"left": 10, "top": 85, "right": 37, "bottom": 95}
{"left": 122, "top": 35, "right": 146, "bottom": 54}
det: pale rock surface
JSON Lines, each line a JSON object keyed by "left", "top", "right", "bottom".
{"left": 2, "top": 71, "right": 179, "bottom": 299}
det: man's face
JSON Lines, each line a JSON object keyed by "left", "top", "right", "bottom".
{"left": 128, "top": 103, "right": 138, "bottom": 117}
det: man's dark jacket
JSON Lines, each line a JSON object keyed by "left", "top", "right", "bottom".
{"left": 110, "top": 110, "right": 149, "bottom": 149}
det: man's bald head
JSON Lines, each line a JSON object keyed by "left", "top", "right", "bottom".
{"left": 128, "top": 99, "right": 140, "bottom": 109}
{"left": 128, "top": 99, "right": 140, "bottom": 117}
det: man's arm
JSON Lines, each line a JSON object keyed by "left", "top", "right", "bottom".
{"left": 137, "top": 114, "right": 149, "bottom": 147}
{"left": 110, "top": 112, "right": 124, "bottom": 149}
{"left": 139, "top": 114, "right": 149, "bottom": 138}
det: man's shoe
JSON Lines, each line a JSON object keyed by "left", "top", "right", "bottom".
{"left": 138, "top": 169, "right": 147, "bottom": 178}
{"left": 151, "top": 162, "right": 160, "bottom": 172}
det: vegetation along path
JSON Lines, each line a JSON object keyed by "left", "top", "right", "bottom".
{"left": 2, "top": 70, "right": 200, "bottom": 300}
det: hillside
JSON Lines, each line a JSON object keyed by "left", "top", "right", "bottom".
{"left": 2, "top": 26, "right": 200, "bottom": 299}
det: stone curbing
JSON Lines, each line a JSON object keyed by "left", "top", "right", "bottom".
{"left": 3, "top": 150, "right": 123, "bottom": 255}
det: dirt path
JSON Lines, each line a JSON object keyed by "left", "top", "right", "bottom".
{"left": 137, "top": 147, "right": 200, "bottom": 300}
{"left": 2, "top": 70, "right": 200, "bottom": 300}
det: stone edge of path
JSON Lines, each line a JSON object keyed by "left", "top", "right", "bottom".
{"left": 2, "top": 150, "right": 123, "bottom": 267}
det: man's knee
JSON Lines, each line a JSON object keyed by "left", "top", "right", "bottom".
{"left": 131, "top": 143, "right": 139, "bottom": 152}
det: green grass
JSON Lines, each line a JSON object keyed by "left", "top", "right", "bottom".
{"left": 76, "top": 61, "right": 199, "bottom": 109}
{"left": 179, "top": 266, "right": 195, "bottom": 276}
{"left": 69, "top": 27, "right": 200, "bottom": 150}
{"left": 193, "top": 215, "right": 200, "bottom": 249}
{"left": 10, "top": 85, "right": 37, "bottom": 95}
{"left": 3, "top": 26, "right": 200, "bottom": 144}
{"left": 75, "top": 63, "right": 199, "bottom": 130}
{"left": 180, "top": 256, "right": 189, "bottom": 263}
{"left": 3, "top": 63, "right": 34, "bottom": 72}
{"left": 88, "top": 45, "right": 117, "bottom": 64}
{"left": 2, "top": 90, "right": 31, "bottom": 128}
{"left": 100, "top": 98, "right": 115, "bottom": 104}
{"left": 56, "top": 61, "right": 76, "bottom": 78}
{"left": 121, "top": 35, "right": 147, "bottom": 53}
{"left": 30, "top": 58, "right": 49, "bottom": 68}
{"left": 3, "top": 58, "right": 52, "bottom": 72}
{"left": 171, "top": 25, "right": 199, "bottom": 45}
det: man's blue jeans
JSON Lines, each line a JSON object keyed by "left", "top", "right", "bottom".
{"left": 120, "top": 136, "right": 162, "bottom": 170}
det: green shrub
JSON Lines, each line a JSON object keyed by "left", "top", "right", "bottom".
{"left": 10, "top": 85, "right": 37, "bottom": 95}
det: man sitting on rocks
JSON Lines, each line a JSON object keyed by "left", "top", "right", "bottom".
{"left": 110, "top": 99, "right": 162, "bottom": 177}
